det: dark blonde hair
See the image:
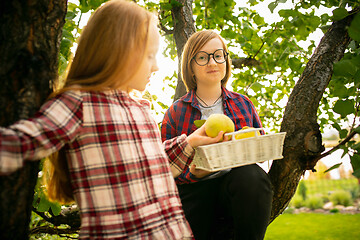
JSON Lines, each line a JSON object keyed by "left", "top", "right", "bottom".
{"left": 44, "top": 0, "right": 155, "bottom": 204}
{"left": 54, "top": 0, "right": 156, "bottom": 95}
{"left": 181, "top": 30, "right": 232, "bottom": 91}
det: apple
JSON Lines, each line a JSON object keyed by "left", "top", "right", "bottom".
{"left": 204, "top": 114, "right": 235, "bottom": 138}
{"left": 234, "top": 126, "right": 260, "bottom": 139}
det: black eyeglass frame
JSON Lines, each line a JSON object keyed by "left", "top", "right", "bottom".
{"left": 192, "top": 49, "right": 229, "bottom": 66}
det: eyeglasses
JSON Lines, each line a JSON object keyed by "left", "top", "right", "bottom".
{"left": 192, "top": 49, "right": 229, "bottom": 66}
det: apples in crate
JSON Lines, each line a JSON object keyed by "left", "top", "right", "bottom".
{"left": 234, "top": 126, "right": 261, "bottom": 139}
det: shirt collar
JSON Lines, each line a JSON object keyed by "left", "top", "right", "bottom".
{"left": 221, "top": 86, "right": 233, "bottom": 100}
{"left": 182, "top": 86, "right": 235, "bottom": 103}
{"left": 183, "top": 90, "right": 196, "bottom": 103}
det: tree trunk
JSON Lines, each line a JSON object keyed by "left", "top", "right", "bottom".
{"left": 268, "top": 13, "right": 355, "bottom": 222}
{"left": 171, "top": 0, "right": 196, "bottom": 101}
{"left": 0, "top": 1, "right": 67, "bottom": 239}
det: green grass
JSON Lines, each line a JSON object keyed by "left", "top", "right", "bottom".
{"left": 265, "top": 213, "right": 360, "bottom": 240}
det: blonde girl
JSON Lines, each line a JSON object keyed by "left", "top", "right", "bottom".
{"left": 0, "top": 1, "right": 223, "bottom": 239}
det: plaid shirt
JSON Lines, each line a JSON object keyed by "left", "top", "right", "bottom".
{"left": 161, "top": 87, "right": 263, "bottom": 184}
{"left": 0, "top": 90, "right": 193, "bottom": 239}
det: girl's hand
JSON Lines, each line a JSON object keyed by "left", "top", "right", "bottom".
{"left": 189, "top": 164, "right": 212, "bottom": 178}
{"left": 186, "top": 124, "right": 224, "bottom": 148}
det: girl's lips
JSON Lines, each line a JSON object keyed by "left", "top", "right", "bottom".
{"left": 207, "top": 70, "right": 218, "bottom": 73}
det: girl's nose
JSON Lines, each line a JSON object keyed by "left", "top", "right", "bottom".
{"left": 207, "top": 56, "right": 217, "bottom": 66}
{"left": 152, "top": 60, "right": 159, "bottom": 72}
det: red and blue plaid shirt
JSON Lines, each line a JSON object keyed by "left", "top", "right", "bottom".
{"left": 161, "top": 87, "right": 263, "bottom": 184}
{"left": 0, "top": 90, "right": 193, "bottom": 239}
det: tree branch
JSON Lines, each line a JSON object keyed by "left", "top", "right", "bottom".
{"left": 158, "top": 12, "right": 173, "bottom": 35}
{"left": 32, "top": 205, "right": 81, "bottom": 229}
{"left": 315, "top": 125, "right": 359, "bottom": 162}
{"left": 231, "top": 57, "right": 261, "bottom": 69}
{"left": 30, "top": 225, "right": 78, "bottom": 237}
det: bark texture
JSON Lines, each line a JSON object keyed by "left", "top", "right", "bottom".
{"left": 268, "top": 12, "right": 355, "bottom": 221}
{"left": 171, "top": 0, "right": 196, "bottom": 101}
{"left": 0, "top": 1, "right": 67, "bottom": 239}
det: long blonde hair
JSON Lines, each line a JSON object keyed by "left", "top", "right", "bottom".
{"left": 181, "top": 30, "right": 232, "bottom": 91}
{"left": 44, "top": 0, "right": 155, "bottom": 204}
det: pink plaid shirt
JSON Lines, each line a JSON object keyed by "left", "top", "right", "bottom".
{"left": 0, "top": 90, "right": 194, "bottom": 239}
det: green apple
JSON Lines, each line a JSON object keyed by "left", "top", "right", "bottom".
{"left": 204, "top": 114, "right": 235, "bottom": 138}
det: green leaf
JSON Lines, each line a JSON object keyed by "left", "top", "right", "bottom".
{"left": 332, "top": 122, "right": 341, "bottom": 131}
{"left": 170, "top": 0, "right": 183, "bottom": 8}
{"left": 250, "top": 82, "right": 263, "bottom": 92}
{"left": 353, "top": 168, "right": 360, "bottom": 178}
{"left": 339, "top": 129, "right": 348, "bottom": 139}
{"left": 194, "top": 120, "right": 206, "bottom": 128}
{"left": 268, "top": 2, "right": 277, "bottom": 13}
{"left": 331, "top": 79, "right": 349, "bottom": 98}
{"left": 248, "top": 0, "right": 257, "bottom": 6}
{"left": 32, "top": 192, "right": 39, "bottom": 208}
{"left": 309, "top": 15, "right": 321, "bottom": 29}
{"left": 37, "top": 195, "right": 51, "bottom": 212}
{"left": 333, "top": 99, "right": 355, "bottom": 118}
{"left": 289, "top": 57, "right": 302, "bottom": 71}
{"left": 50, "top": 202, "right": 62, "bottom": 216}
{"left": 88, "top": 0, "right": 106, "bottom": 9}
{"left": 351, "top": 141, "right": 360, "bottom": 151}
{"left": 332, "top": 8, "right": 349, "bottom": 21}
{"left": 340, "top": 146, "right": 349, "bottom": 158}
{"left": 319, "top": 24, "right": 331, "bottom": 33}
{"left": 66, "top": 10, "right": 77, "bottom": 20}
{"left": 348, "top": 12, "right": 360, "bottom": 42}
{"left": 333, "top": 59, "right": 357, "bottom": 77}
{"left": 350, "top": 154, "right": 360, "bottom": 171}
{"left": 324, "top": 163, "right": 342, "bottom": 173}
{"left": 253, "top": 14, "right": 265, "bottom": 25}
{"left": 278, "top": 9, "right": 292, "bottom": 18}
{"left": 160, "top": 2, "right": 173, "bottom": 11}
{"left": 354, "top": 125, "right": 360, "bottom": 134}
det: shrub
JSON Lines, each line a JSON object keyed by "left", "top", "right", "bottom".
{"left": 298, "top": 180, "right": 307, "bottom": 200}
{"left": 330, "top": 208, "right": 340, "bottom": 213}
{"left": 349, "top": 185, "right": 360, "bottom": 200}
{"left": 320, "top": 194, "right": 329, "bottom": 204}
{"left": 290, "top": 195, "right": 304, "bottom": 208}
{"left": 329, "top": 190, "right": 353, "bottom": 206}
{"left": 305, "top": 195, "right": 324, "bottom": 210}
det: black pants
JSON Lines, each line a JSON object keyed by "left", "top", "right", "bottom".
{"left": 177, "top": 164, "right": 273, "bottom": 240}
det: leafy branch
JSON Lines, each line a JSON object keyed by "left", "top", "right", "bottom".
{"left": 31, "top": 206, "right": 80, "bottom": 236}
{"left": 30, "top": 225, "right": 78, "bottom": 238}
{"left": 316, "top": 125, "right": 360, "bottom": 162}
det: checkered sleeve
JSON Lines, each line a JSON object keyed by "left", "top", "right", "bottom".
{"left": 163, "top": 134, "right": 195, "bottom": 178}
{"left": 161, "top": 98, "right": 202, "bottom": 182}
{"left": 0, "top": 91, "right": 82, "bottom": 174}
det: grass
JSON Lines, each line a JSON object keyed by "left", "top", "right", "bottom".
{"left": 265, "top": 213, "right": 360, "bottom": 240}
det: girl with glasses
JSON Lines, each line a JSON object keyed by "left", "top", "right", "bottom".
{"left": 0, "top": 1, "right": 225, "bottom": 239}
{"left": 161, "top": 30, "right": 273, "bottom": 240}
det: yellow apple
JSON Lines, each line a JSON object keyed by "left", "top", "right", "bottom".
{"left": 234, "top": 126, "right": 260, "bottom": 139}
{"left": 204, "top": 114, "right": 235, "bottom": 138}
